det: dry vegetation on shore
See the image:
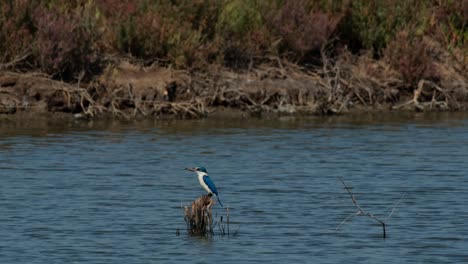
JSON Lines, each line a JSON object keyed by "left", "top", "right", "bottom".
{"left": 1, "top": 0, "right": 467, "bottom": 118}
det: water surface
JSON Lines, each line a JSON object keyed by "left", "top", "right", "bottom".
{"left": 1, "top": 113, "right": 467, "bottom": 263}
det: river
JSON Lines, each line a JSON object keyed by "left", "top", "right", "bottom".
{"left": 1, "top": 112, "right": 467, "bottom": 263}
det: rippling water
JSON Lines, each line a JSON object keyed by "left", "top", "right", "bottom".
{"left": 1, "top": 113, "right": 467, "bottom": 263}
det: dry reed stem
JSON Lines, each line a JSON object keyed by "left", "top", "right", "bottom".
{"left": 184, "top": 194, "right": 214, "bottom": 236}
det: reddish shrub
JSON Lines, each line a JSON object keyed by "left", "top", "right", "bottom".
{"left": 220, "top": 28, "right": 271, "bottom": 68}
{"left": 33, "top": 5, "right": 97, "bottom": 79}
{"left": 267, "top": 0, "right": 341, "bottom": 60}
{"left": 384, "top": 31, "right": 440, "bottom": 87}
{"left": 96, "top": 0, "right": 137, "bottom": 16}
{"left": 0, "top": 0, "right": 35, "bottom": 63}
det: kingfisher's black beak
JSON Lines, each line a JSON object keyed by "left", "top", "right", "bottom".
{"left": 185, "top": 167, "right": 196, "bottom": 172}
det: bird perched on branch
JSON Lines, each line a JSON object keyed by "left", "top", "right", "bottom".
{"left": 185, "top": 167, "right": 223, "bottom": 207}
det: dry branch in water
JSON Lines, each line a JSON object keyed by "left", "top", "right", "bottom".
{"left": 337, "top": 177, "right": 387, "bottom": 239}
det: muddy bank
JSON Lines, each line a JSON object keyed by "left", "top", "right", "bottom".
{"left": 1, "top": 55, "right": 467, "bottom": 119}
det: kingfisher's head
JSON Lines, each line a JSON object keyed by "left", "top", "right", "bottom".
{"left": 185, "top": 167, "right": 208, "bottom": 174}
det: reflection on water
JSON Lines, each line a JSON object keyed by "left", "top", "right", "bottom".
{"left": 1, "top": 112, "right": 467, "bottom": 264}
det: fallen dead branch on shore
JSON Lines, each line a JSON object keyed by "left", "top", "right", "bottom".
{"left": 188, "top": 52, "right": 407, "bottom": 115}
{"left": 337, "top": 177, "right": 407, "bottom": 239}
{"left": 393, "top": 79, "right": 454, "bottom": 111}
{"left": 0, "top": 69, "right": 207, "bottom": 117}
{"left": 1, "top": 49, "right": 466, "bottom": 117}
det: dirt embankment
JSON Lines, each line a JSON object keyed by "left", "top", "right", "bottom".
{"left": 1, "top": 54, "right": 467, "bottom": 119}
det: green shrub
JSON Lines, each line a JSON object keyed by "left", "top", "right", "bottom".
{"left": 96, "top": 0, "right": 220, "bottom": 68}
{"left": 214, "top": 0, "right": 270, "bottom": 67}
{"left": 340, "top": 0, "right": 431, "bottom": 55}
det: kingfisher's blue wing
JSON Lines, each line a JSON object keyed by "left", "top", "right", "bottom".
{"left": 203, "top": 175, "right": 218, "bottom": 195}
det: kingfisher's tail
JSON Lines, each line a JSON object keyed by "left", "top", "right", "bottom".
{"left": 216, "top": 195, "right": 223, "bottom": 207}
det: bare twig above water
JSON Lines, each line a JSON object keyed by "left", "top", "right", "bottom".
{"left": 337, "top": 177, "right": 387, "bottom": 238}
{"left": 385, "top": 192, "right": 407, "bottom": 221}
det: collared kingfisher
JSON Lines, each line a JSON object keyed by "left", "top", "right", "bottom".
{"left": 185, "top": 167, "right": 223, "bottom": 207}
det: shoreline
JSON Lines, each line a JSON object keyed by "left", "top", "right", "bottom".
{"left": 1, "top": 56, "right": 466, "bottom": 120}
{"left": 0, "top": 101, "right": 464, "bottom": 123}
